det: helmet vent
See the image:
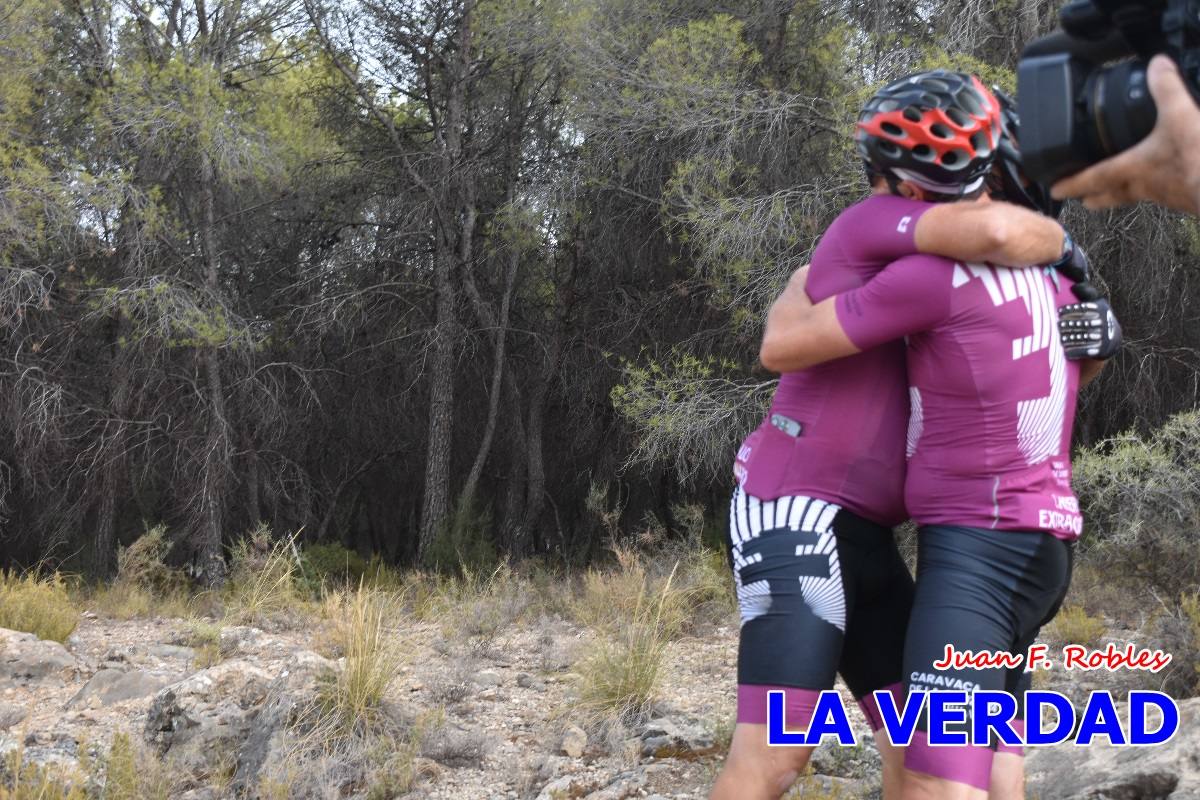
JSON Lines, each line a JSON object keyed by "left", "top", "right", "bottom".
{"left": 881, "top": 121, "right": 905, "bottom": 137}
{"left": 971, "top": 132, "right": 991, "bottom": 156}
{"left": 945, "top": 107, "right": 969, "bottom": 127}
{"left": 913, "top": 144, "right": 935, "bottom": 162}
{"left": 942, "top": 150, "right": 960, "bottom": 166}
{"left": 902, "top": 106, "right": 923, "bottom": 123}
{"left": 930, "top": 123, "right": 953, "bottom": 140}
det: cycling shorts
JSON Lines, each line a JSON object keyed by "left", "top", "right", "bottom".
{"left": 727, "top": 486, "right": 914, "bottom": 731}
{"left": 903, "top": 524, "right": 1073, "bottom": 790}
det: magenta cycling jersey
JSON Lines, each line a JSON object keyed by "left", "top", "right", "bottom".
{"left": 734, "top": 194, "right": 934, "bottom": 526}
{"left": 836, "top": 254, "right": 1083, "bottom": 540}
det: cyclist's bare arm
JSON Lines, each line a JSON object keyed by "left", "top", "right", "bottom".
{"left": 915, "top": 199, "right": 1065, "bottom": 267}
{"left": 760, "top": 266, "right": 858, "bottom": 372}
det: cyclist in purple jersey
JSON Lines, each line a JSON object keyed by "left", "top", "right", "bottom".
{"left": 755, "top": 123, "right": 1120, "bottom": 799}
{"left": 711, "top": 73, "right": 1076, "bottom": 800}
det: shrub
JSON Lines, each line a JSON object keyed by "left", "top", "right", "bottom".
{"left": 1074, "top": 411, "right": 1200, "bottom": 595}
{"left": 0, "top": 571, "right": 78, "bottom": 642}
{"left": 1045, "top": 605, "right": 1107, "bottom": 648}
{"left": 299, "top": 542, "right": 369, "bottom": 592}
{"left": 421, "top": 497, "right": 497, "bottom": 575}
{"left": 1150, "top": 593, "right": 1200, "bottom": 699}
{"left": 89, "top": 526, "right": 194, "bottom": 620}
{"left": 98, "top": 732, "right": 173, "bottom": 800}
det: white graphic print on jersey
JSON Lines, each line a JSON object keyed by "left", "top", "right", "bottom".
{"left": 953, "top": 262, "right": 1067, "bottom": 466}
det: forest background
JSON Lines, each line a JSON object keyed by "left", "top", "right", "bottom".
{"left": 3, "top": 0, "right": 1198, "bottom": 597}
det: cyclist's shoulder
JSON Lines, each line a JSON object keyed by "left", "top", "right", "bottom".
{"left": 828, "top": 194, "right": 935, "bottom": 239}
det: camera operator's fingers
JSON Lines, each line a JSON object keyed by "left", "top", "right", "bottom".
{"left": 1052, "top": 152, "right": 1139, "bottom": 204}
{"left": 1146, "top": 54, "right": 1191, "bottom": 117}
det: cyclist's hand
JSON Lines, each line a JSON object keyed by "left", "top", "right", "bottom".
{"left": 1051, "top": 238, "right": 1090, "bottom": 286}
{"left": 1058, "top": 298, "right": 1122, "bottom": 360}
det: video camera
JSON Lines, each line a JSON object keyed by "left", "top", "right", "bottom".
{"left": 1017, "top": 0, "right": 1200, "bottom": 185}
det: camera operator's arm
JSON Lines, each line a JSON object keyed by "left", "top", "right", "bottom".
{"left": 1053, "top": 55, "right": 1200, "bottom": 216}
{"left": 915, "top": 199, "right": 1066, "bottom": 266}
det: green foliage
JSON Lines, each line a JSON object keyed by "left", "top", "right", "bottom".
{"left": 301, "top": 542, "right": 370, "bottom": 589}
{"left": 422, "top": 497, "right": 498, "bottom": 575}
{"left": 0, "top": 571, "right": 78, "bottom": 643}
{"left": 611, "top": 351, "right": 772, "bottom": 480}
{"left": 1046, "top": 606, "right": 1107, "bottom": 648}
{"left": 1074, "top": 410, "right": 1200, "bottom": 594}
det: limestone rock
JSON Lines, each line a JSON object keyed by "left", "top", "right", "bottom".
{"left": 1026, "top": 697, "right": 1200, "bottom": 799}
{"left": 0, "top": 629, "right": 77, "bottom": 686}
{"left": 67, "top": 669, "right": 170, "bottom": 708}
{"left": 561, "top": 724, "right": 588, "bottom": 758}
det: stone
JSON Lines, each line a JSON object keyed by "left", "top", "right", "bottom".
{"left": 144, "top": 659, "right": 273, "bottom": 780}
{"left": 639, "top": 716, "right": 716, "bottom": 759}
{"left": 537, "top": 774, "right": 600, "bottom": 800}
{"left": 1026, "top": 697, "right": 1200, "bottom": 799}
{"left": 67, "top": 669, "right": 170, "bottom": 708}
{"left": 474, "top": 669, "right": 503, "bottom": 686}
{"left": 583, "top": 770, "right": 647, "bottom": 800}
{"left": 516, "top": 672, "right": 545, "bottom": 691}
{"left": 0, "top": 629, "right": 77, "bottom": 686}
{"left": 230, "top": 650, "right": 338, "bottom": 794}
{"left": 146, "top": 644, "right": 196, "bottom": 661}
{"left": 218, "top": 626, "right": 263, "bottom": 654}
{"left": 561, "top": 724, "right": 588, "bottom": 758}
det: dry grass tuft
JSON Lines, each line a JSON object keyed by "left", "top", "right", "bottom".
{"left": 574, "top": 556, "right": 685, "bottom": 724}
{"left": 0, "top": 571, "right": 78, "bottom": 643}
{"left": 319, "top": 587, "right": 404, "bottom": 730}
{"left": 225, "top": 524, "right": 302, "bottom": 624}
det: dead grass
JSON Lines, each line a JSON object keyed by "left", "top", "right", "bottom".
{"left": 0, "top": 571, "right": 78, "bottom": 643}
{"left": 225, "top": 525, "right": 303, "bottom": 625}
{"left": 318, "top": 587, "right": 404, "bottom": 730}
{"left": 574, "top": 556, "right": 685, "bottom": 724}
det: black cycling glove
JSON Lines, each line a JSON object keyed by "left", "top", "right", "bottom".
{"left": 1050, "top": 231, "right": 1091, "bottom": 286}
{"left": 1058, "top": 298, "right": 1123, "bottom": 361}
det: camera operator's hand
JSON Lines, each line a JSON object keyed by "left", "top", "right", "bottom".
{"left": 1052, "top": 55, "right": 1200, "bottom": 216}
{"left": 1058, "top": 298, "right": 1122, "bottom": 361}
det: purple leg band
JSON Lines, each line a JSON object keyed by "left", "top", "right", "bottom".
{"left": 736, "top": 684, "right": 820, "bottom": 728}
{"left": 857, "top": 682, "right": 904, "bottom": 733}
{"left": 995, "top": 717, "right": 1025, "bottom": 756}
{"left": 904, "top": 730, "right": 993, "bottom": 791}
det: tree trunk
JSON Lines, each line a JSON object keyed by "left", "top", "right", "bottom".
{"left": 417, "top": 243, "right": 458, "bottom": 556}
{"left": 459, "top": 242, "right": 519, "bottom": 514}
{"left": 195, "top": 149, "right": 229, "bottom": 586}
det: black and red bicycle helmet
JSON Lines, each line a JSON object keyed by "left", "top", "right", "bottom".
{"left": 989, "top": 87, "right": 1064, "bottom": 219}
{"left": 856, "top": 70, "right": 1003, "bottom": 195}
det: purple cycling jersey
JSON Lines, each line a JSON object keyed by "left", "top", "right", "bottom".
{"left": 734, "top": 194, "right": 933, "bottom": 526}
{"left": 836, "top": 255, "right": 1083, "bottom": 540}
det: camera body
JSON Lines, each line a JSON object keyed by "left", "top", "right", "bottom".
{"left": 1017, "top": 0, "right": 1200, "bottom": 185}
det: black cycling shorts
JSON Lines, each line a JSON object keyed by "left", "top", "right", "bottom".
{"left": 727, "top": 486, "right": 914, "bottom": 726}
{"left": 903, "top": 524, "right": 1073, "bottom": 789}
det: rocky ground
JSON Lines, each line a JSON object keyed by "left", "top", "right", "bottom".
{"left": 0, "top": 611, "right": 1196, "bottom": 799}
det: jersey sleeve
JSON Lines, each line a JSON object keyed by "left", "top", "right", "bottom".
{"left": 840, "top": 195, "right": 935, "bottom": 264}
{"left": 835, "top": 254, "right": 954, "bottom": 351}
